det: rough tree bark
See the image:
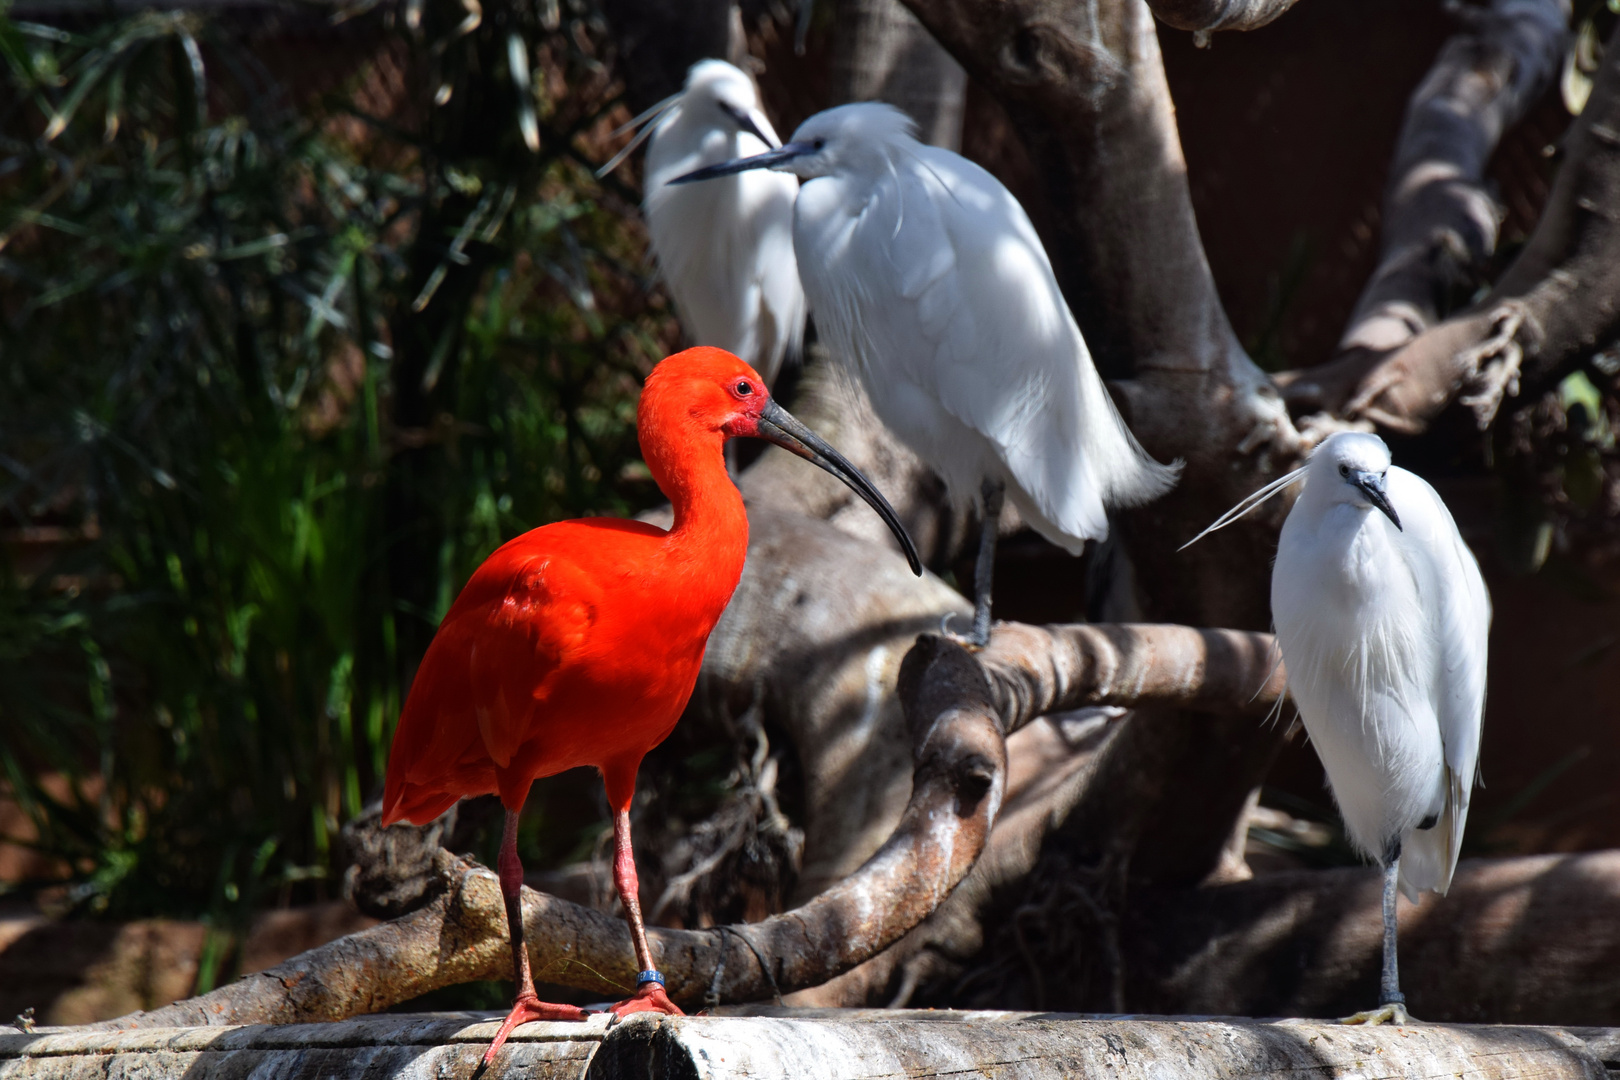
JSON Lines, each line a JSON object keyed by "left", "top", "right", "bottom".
{"left": 1116, "top": 851, "right": 1620, "bottom": 1024}
{"left": 1144, "top": 0, "right": 1303, "bottom": 34}
{"left": 1280, "top": 0, "right": 1572, "bottom": 422}
{"left": 831, "top": 0, "right": 968, "bottom": 150}
{"left": 99, "top": 620, "right": 1279, "bottom": 1028}
{"left": 1320, "top": 14, "right": 1620, "bottom": 435}
{"left": 899, "top": 0, "right": 1298, "bottom": 914}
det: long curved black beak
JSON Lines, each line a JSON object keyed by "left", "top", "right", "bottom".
{"left": 754, "top": 399, "right": 923, "bottom": 575}
{"left": 717, "top": 101, "right": 779, "bottom": 151}
{"left": 1353, "top": 470, "right": 1401, "bottom": 531}
{"left": 670, "top": 142, "right": 814, "bottom": 185}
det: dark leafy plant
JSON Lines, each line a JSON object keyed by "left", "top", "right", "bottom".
{"left": 0, "top": 0, "right": 670, "bottom": 984}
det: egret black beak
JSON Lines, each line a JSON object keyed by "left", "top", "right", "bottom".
{"left": 754, "top": 399, "right": 923, "bottom": 576}
{"left": 670, "top": 142, "right": 813, "bottom": 185}
{"left": 717, "top": 101, "right": 779, "bottom": 151}
{"left": 1353, "top": 471, "right": 1402, "bottom": 531}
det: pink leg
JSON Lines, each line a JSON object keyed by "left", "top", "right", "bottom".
{"left": 481, "top": 808, "right": 588, "bottom": 1066}
{"left": 605, "top": 804, "right": 683, "bottom": 1020}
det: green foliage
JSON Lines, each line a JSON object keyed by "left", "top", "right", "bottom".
{"left": 0, "top": 0, "right": 669, "bottom": 955}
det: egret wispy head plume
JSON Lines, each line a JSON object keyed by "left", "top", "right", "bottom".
{"left": 675, "top": 101, "right": 1180, "bottom": 645}
{"left": 601, "top": 60, "right": 805, "bottom": 387}
{"left": 1189, "top": 431, "right": 1490, "bottom": 1025}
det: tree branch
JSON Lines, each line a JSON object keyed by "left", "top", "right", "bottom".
{"left": 1343, "top": 11, "right": 1620, "bottom": 434}
{"left": 97, "top": 637, "right": 1003, "bottom": 1027}
{"left": 903, "top": 0, "right": 1299, "bottom": 894}
{"left": 1281, "top": 0, "right": 1570, "bottom": 419}
{"left": 95, "top": 617, "right": 1286, "bottom": 1028}
{"left": 1125, "top": 851, "right": 1620, "bottom": 1023}
{"left": 1146, "top": 0, "right": 1303, "bottom": 34}
{"left": 976, "top": 623, "right": 1284, "bottom": 734}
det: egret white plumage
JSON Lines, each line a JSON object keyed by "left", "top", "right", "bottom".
{"left": 599, "top": 60, "right": 805, "bottom": 386}
{"left": 672, "top": 102, "right": 1179, "bottom": 644}
{"left": 1186, "top": 431, "right": 1490, "bottom": 1024}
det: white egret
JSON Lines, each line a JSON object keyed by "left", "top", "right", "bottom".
{"left": 599, "top": 60, "right": 805, "bottom": 386}
{"left": 1185, "top": 431, "right": 1490, "bottom": 1024}
{"left": 673, "top": 103, "right": 1179, "bottom": 644}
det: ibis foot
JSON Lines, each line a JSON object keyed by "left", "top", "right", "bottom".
{"left": 606, "top": 982, "right": 684, "bottom": 1024}
{"left": 1339, "top": 1001, "right": 1413, "bottom": 1026}
{"left": 481, "top": 995, "right": 590, "bottom": 1065}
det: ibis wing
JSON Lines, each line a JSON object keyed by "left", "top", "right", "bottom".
{"left": 460, "top": 553, "right": 599, "bottom": 772}
{"left": 389, "top": 543, "right": 599, "bottom": 800}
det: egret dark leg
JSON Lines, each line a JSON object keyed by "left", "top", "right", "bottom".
{"left": 1341, "top": 841, "right": 1412, "bottom": 1026}
{"left": 481, "top": 809, "right": 588, "bottom": 1066}
{"left": 605, "top": 804, "right": 683, "bottom": 1020}
{"left": 1379, "top": 851, "right": 1404, "bottom": 1008}
{"left": 968, "top": 478, "right": 1005, "bottom": 647}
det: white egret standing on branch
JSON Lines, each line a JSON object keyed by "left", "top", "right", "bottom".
{"left": 1185, "top": 431, "right": 1490, "bottom": 1024}
{"left": 672, "top": 102, "right": 1179, "bottom": 645}
{"left": 599, "top": 60, "right": 805, "bottom": 386}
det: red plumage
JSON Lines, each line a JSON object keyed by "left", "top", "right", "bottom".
{"left": 378, "top": 346, "right": 926, "bottom": 1064}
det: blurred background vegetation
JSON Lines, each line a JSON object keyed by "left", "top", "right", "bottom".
{"left": 0, "top": 0, "right": 676, "bottom": 982}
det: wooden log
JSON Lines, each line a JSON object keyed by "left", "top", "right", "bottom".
{"left": 3, "top": 1011, "right": 1618, "bottom": 1079}
{"left": 0, "top": 1014, "right": 604, "bottom": 1079}
{"left": 1123, "top": 852, "right": 1620, "bottom": 1025}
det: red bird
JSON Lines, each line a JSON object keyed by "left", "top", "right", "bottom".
{"left": 381, "top": 347, "right": 920, "bottom": 1063}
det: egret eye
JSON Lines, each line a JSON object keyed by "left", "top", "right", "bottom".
{"left": 734, "top": 380, "right": 754, "bottom": 396}
{"left": 1339, "top": 464, "right": 1350, "bottom": 478}
{"left": 812, "top": 138, "right": 826, "bottom": 150}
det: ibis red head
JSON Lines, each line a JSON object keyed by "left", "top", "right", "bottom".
{"left": 638, "top": 347, "right": 921, "bottom": 574}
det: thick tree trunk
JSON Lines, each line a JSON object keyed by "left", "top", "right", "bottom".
{"left": 901, "top": 0, "right": 1297, "bottom": 909}
{"left": 830, "top": 0, "right": 968, "bottom": 150}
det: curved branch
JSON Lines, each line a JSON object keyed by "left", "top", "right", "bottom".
{"left": 1282, "top": 0, "right": 1574, "bottom": 422}
{"left": 96, "top": 638, "right": 1005, "bottom": 1027}
{"left": 1146, "top": 0, "right": 1302, "bottom": 34}
{"left": 95, "top": 620, "right": 1285, "bottom": 1028}
{"left": 1339, "top": 15, "right": 1620, "bottom": 433}
{"left": 976, "top": 623, "right": 1284, "bottom": 735}
{"left": 904, "top": 0, "right": 1299, "bottom": 892}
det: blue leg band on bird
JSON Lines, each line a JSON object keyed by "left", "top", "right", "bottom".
{"left": 637, "top": 970, "right": 666, "bottom": 987}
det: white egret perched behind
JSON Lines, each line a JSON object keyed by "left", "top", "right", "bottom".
{"left": 1185, "top": 431, "right": 1490, "bottom": 1024}
{"left": 672, "top": 103, "right": 1179, "bottom": 644}
{"left": 598, "top": 60, "right": 805, "bottom": 386}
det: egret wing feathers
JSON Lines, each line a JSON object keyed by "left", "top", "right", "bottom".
{"left": 1384, "top": 467, "right": 1490, "bottom": 899}
{"left": 641, "top": 63, "right": 805, "bottom": 385}
{"left": 801, "top": 116, "right": 1177, "bottom": 552}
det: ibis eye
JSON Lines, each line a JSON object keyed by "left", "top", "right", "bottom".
{"left": 734, "top": 380, "right": 754, "bottom": 396}
{"left": 812, "top": 138, "right": 826, "bottom": 150}
{"left": 1338, "top": 464, "right": 1350, "bottom": 477}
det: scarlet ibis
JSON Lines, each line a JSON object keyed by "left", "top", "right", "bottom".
{"left": 381, "top": 346, "right": 920, "bottom": 1063}
{"left": 672, "top": 102, "right": 1178, "bottom": 645}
